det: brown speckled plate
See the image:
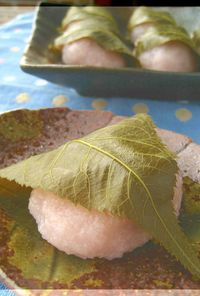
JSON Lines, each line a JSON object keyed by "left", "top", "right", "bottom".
{"left": 0, "top": 107, "right": 200, "bottom": 292}
{"left": 20, "top": 4, "right": 200, "bottom": 100}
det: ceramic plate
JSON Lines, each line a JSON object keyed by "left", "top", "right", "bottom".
{"left": 0, "top": 107, "right": 199, "bottom": 291}
{"left": 20, "top": 4, "right": 200, "bottom": 100}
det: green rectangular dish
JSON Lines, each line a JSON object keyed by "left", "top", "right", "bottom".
{"left": 20, "top": 4, "right": 200, "bottom": 100}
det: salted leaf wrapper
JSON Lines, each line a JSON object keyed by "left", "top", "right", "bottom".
{"left": 60, "top": 13, "right": 119, "bottom": 37}
{"left": 134, "top": 24, "right": 198, "bottom": 57}
{"left": 128, "top": 6, "right": 177, "bottom": 31}
{"left": 58, "top": 18, "right": 119, "bottom": 40}
{"left": 183, "top": 177, "right": 200, "bottom": 216}
{"left": 61, "top": 6, "right": 117, "bottom": 31}
{"left": 54, "top": 23, "right": 133, "bottom": 57}
{"left": 0, "top": 113, "right": 200, "bottom": 278}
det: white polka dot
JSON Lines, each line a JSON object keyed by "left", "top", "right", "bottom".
{"left": 175, "top": 108, "right": 192, "bottom": 122}
{"left": 10, "top": 46, "right": 20, "bottom": 52}
{"left": 3, "top": 76, "right": 16, "bottom": 82}
{"left": 34, "top": 79, "right": 48, "bottom": 86}
{"left": 52, "top": 95, "right": 69, "bottom": 107}
{"left": 92, "top": 99, "right": 108, "bottom": 110}
{"left": 16, "top": 93, "right": 30, "bottom": 103}
{"left": 132, "top": 103, "right": 149, "bottom": 114}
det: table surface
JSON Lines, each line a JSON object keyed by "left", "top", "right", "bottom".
{"left": 0, "top": 6, "right": 34, "bottom": 24}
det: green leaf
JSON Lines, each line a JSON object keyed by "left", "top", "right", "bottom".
{"left": 61, "top": 6, "right": 118, "bottom": 32}
{"left": 0, "top": 114, "right": 200, "bottom": 279}
{"left": 181, "top": 213, "right": 200, "bottom": 248}
{"left": 0, "top": 179, "right": 95, "bottom": 288}
{"left": 128, "top": 6, "right": 177, "bottom": 31}
{"left": 134, "top": 24, "right": 198, "bottom": 57}
{"left": 55, "top": 22, "right": 133, "bottom": 56}
{"left": 183, "top": 177, "right": 200, "bottom": 216}
{"left": 55, "top": 18, "right": 133, "bottom": 57}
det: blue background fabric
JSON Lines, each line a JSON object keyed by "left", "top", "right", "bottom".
{"left": 0, "top": 283, "right": 15, "bottom": 296}
{"left": 0, "top": 9, "right": 200, "bottom": 295}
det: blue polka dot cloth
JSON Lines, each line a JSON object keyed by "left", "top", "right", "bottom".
{"left": 0, "top": 11, "right": 200, "bottom": 145}
{"left": 0, "top": 283, "right": 15, "bottom": 296}
{"left": 0, "top": 9, "right": 200, "bottom": 295}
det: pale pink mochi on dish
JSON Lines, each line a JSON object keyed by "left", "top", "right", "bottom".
{"left": 28, "top": 174, "right": 182, "bottom": 260}
{"left": 138, "top": 40, "right": 197, "bottom": 72}
{"left": 62, "top": 37, "right": 125, "bottom": 68}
